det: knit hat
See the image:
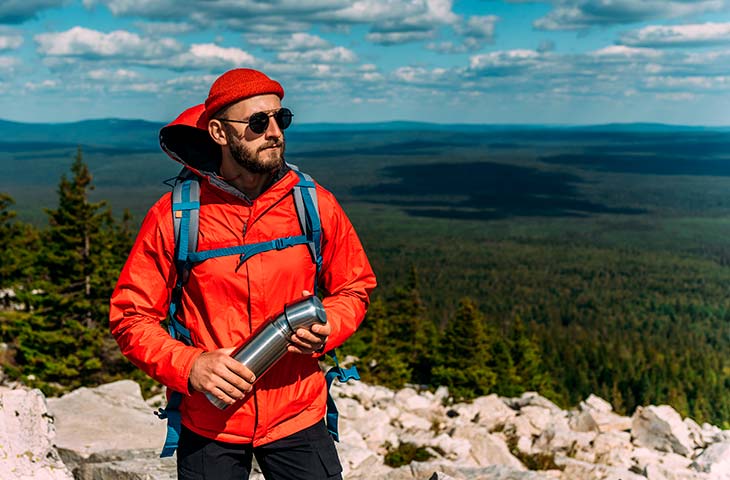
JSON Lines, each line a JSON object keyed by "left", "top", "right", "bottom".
{"left": 198, "top": 68, "right": 284, "bottom": 128}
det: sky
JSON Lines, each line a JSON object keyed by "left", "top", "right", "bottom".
{"left": 0, "top": 0, "right": 729, "bottom": 125}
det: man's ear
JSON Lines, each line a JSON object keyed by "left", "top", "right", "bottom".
{"left": 208, "top": 119, "right": 228, "bottom": 146}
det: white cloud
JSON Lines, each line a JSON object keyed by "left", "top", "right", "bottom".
{"left": 620, "top": 22, "right": 730, "bottom": 48}
{"left": 0, "top": 55, "right": 19, "bottom": 71}
{"left": 366, "top": 30, "right": 434, "bottom": 45}
{"left": 0, "top": 33, "right": 22, "bottom": 50}
{"left": 534, "top": 0, "right": 730, "bottom": 31}
{"left": 592, "top": 45, "right": 662, "bottom": 58}
{"left": 24, "top": 79, "right": 58, "bottom": 91}
{"left": 469, "top": 49, "right": 542, "bottom": 75}
{"left": 87, "top": 68, "right": 141, "bottom": 81}
{"left": 165, "top": 43, "right": 258, "bottom": 70}
{"left": 277, "top": 46, "right": 357, "bottom": 64}
{"left": 245, "top": 32, "right": 331, "bottom": 51}
{"left": 459, "top": 15, "right": 498, "bottom": 40}
{"left": 134, "top": 21, "right": 195, "bottom": 36}
{"left": 0, "top": 0, "right": 66, "bottom": 24}
{"left": 35, "top": 26, "right": 182, "bottom": 58}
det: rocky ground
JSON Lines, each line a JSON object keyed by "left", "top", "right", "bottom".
{"left": 2, "top": 378, "right": 730, "bottom": 479}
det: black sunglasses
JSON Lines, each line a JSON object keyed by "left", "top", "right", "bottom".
{"left": 218, "top": 108, "right": 293, "bottom": 134}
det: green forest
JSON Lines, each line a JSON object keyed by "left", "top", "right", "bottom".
{"left": 2, "top": 134, "right": 730, "bottom": 427}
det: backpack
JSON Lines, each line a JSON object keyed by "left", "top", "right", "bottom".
{"left": 155, "top": 165, "right": 359, "bottom": 457}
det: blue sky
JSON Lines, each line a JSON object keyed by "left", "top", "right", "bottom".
{"left": 1, "top": 0, "right": 729, "bottom": 125}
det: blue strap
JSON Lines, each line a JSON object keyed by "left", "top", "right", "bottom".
{"left": 324, "top": 353, "right": 360, "bottom": 442}
{"left": 186, "top": 235, "right": 309, "bottom": 265}
{"left": 156, "top": 391, "right": 183, "bottom": 458}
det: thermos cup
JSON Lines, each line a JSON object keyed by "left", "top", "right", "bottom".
{"left": 206, "top": 296, "right": 327, "bottom": 410}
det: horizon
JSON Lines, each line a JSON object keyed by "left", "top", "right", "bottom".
{"left": 0, "top": 1, "right": 728, "bottom": 126}
{"left": 1, "top": 117, "right": 729, "bottom": 129}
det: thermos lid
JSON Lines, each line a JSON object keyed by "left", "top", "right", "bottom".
{"left": 285, "top": 296, "right": 327, "bottom": 331}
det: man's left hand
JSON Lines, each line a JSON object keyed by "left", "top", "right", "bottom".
{"left": 288, "top": 321, "right": 330, "bottom": 354}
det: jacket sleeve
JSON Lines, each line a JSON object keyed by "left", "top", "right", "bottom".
{"left": 109, "top": 196, "right": 204, "bottom": 394}
{"left": 317, "top": 188, "right": 377, "bottom": 350}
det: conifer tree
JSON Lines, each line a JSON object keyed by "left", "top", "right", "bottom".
{"left": 432, "top": 297, "right": 497, "bottom": 401}
{"left": 10, "top": 148, "right": 130, "bottom": 392}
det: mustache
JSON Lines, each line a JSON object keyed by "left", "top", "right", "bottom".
{"left": 258, "top": 141, "right": 283, "bottom": 151}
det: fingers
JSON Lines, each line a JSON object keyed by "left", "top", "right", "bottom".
{"left": 189, "top": 349, "right": 256, "bottom": 406}
{"left": 288, "top": 323, "right": 330, "bottom": 354}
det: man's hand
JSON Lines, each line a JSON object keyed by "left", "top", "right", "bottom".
{"left": 288, "top": 321, "right": 331, "bottom": 354}
{"left": 288, "top": 289, "right": 330, "bottom": 354}
{"left": 189, "top": 347, "right": 256, "bottom": 406}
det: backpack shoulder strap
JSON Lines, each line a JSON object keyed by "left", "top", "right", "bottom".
{"left": 289, "top": 165, "right": 322, "bottom": 290}
{"left": 158, "top": 170, "right": 200, "bottom": 458}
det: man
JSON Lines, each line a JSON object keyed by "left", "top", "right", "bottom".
{"left": 110, "top": 68, "right": 376, "bottom": 480}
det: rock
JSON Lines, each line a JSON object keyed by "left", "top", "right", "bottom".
{"left": 395, "top": 387, "right": 433, "bottom": 414}
{"left": 450, "top": 394, "right": 516, "bottom": 431}
{"left": 632, "top": 405, "right": 694, "bottom": 456}
{"left": 0, "top": 386, "right": 73, "bottom": 480}
{"left": 631, "top": 446, "right": 694, "bottom": 477}
{"left": 592, "top": 431, "right": 633, "bottom": 467}
{"left": 506, "top": 392, "right": 562, "bottom": 413}
{"left": 74, "top": 456, "right": 176, "bottom": 480}
{"left": 452, "top": 425, "right": 525, "bottom": 469}
{"left": 691, "top": 440, "right": 730, "bottom": 475}
{"left": 47, "top": 380, "right": 168, "bottom": 474}
{"left": 580, "top": 394, "right": 614, "bottom": 414}
{"left": 569, "top": 410, "right": 600, "bottom": 432}
{"left": 559, "top": 457, "right": 646, "bottom": 480}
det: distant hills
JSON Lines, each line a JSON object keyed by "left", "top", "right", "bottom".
{"left": 0, "top": 118, "right": 727, "bottom": 151}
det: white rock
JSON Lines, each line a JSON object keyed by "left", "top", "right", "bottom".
{"left": 509, "top": 392, "right": 562, "bottom": 413}
{"left": 692, "top": 440, "right": 730, "bottom": 475}
{"left": 47, "top": 380, "right": 167, "bottom": 464}
{"left": 431, "top": 433, "right": 474, "bottom": 462}
{"left": 685, "top": 417, "right": 706, "bottom": 450}
{"left": 580, "top": 394, "right": 614, "bottom": 414}
{"left": 395, "top": 388, "right": 434, "bottom": 414}
{"left": 632, "top": 405, "right": 694, "bottom": 457}
{"left": 397, "top": 411, "right": 433, "bottom": 432}
{"left": 559, "top": 457, "right": 646, "bottom": 480}
{"left": 592, "top": 431, "right": 633, "bottom": 468}
{"left": 0, "top": 387, "right": 73, "bottom": 480}
{"left": 452, "top": 425, "right": 525, "bottom": 469}
{"left": 521, "top": 405, "right": 561, "bottom": 432}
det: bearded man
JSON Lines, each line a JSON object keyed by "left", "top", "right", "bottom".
{"left": 110, "top": 69, "right": 376, "bottom": 480}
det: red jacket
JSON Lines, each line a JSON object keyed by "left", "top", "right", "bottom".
{"left": 110, "top": 105, "right": 376, "bottom": 445}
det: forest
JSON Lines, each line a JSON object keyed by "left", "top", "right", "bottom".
{"left": 2, "top": 125, "right": 730, "bottom": 427}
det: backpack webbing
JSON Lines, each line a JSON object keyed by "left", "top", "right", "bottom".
{"left": 155, "top": 167, "right": 358, "bottom": 457}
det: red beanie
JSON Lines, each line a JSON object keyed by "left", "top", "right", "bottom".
{"left": 198, "top": 69, "right": 284, "bottom": 128}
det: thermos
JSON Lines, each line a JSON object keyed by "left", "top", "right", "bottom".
{"left": 206, "top": 296, "right": 327, "bottom": 410}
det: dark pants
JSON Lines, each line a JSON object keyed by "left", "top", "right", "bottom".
{"left": 177, "top": 421, "right": 343, "bottom": 480}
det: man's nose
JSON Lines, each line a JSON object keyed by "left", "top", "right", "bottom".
{"left": 265, "top": 115, "right": 282, "bottom": 139}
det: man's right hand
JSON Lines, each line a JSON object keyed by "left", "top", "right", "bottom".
{"left": 189, "top": 347, "right": 256, "bottom": 406}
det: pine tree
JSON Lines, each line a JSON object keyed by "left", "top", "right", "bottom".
{"left": 432, "top": 297, "right": 497, "bottom": 401}
{"left": 9, "top": 148, "right": 133, "bottom": 392}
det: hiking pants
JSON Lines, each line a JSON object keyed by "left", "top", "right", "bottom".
{"left": 177, "top": 420, "right": 343, "bottom": 480}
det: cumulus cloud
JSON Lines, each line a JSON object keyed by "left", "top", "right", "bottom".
{"left": 0, "top": 33, "right": 22, "bottom": 50}
{"left": 620, "top": 22, "right": 730, "bottom": 48}
{"left": 87, "top": 68, "right": 141, "bottom": 81}
{"left": 34, "top": 27, "right": 258, "bottom": 72}
{"left": 134, "top": 21, "right": 195, "bottom": 36}
{"left": 245, "top": 32, "right": 331, "bottom": 51}
{"left": 428, "top": 14, "right": 499, "bottom": 53}
{"left": 468, "top": 49, "right": 542, "bottom": 76}
{"left": 0, "top": 0, "right": 66, "bottom": 24}
{"left": 366, "top": 30, "right": 435, "bottom": 45}
{"left": 533, "top": 0, "right": 730, "bottom": 31}
{"left": 277, "top": 46, "right": 357, "bottom": 63}
{"left": 35, "top": 26, "right": 182, "bottom": 59}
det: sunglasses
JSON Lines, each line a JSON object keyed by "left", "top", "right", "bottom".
{"left": 218, "top": 108, "right": 293, "bottom": 134}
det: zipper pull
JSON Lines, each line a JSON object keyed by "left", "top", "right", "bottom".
{"left": 242, "top": 220, "right": 248, "bottom": 238}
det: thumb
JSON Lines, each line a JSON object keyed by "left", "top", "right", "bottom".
{"left": 219, "top": 346, "right": 236, "bottom": 356}
{"left": 302, "top": 290, "right": 312, "bottom": 297}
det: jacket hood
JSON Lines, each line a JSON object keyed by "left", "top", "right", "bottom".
{"left": 159, "top": 103, "right": 221, "bottom": 175}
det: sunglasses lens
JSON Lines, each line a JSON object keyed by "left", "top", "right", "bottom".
{"left": 275, "top": 108, "right": 293, "bottom": 130}
{"left": 247, "top": 112, "right": 269, "bottom": 134}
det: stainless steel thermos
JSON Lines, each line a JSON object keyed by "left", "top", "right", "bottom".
{"left": 205, "top": 296, "right": 327, "bottom": 410}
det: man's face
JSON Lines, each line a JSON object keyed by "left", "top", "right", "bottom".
{"left": 219, "top": 94, "right": 286, "bottom": 174}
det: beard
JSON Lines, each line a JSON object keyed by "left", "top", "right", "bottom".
{"left": 228, "top": 134, "right": 286, "bottom": 175}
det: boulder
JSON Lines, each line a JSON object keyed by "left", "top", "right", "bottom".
{"left": 507, "top": 392, "right": 562, "bottom": 414}
{"left": 0, "top": 386, "right": 73, "bottom": 480}
{"left": 580, "top": 394, "right": 614, "bottom": 414}
{"left": 632, "top": 405, "right": 694, "bottom": 456}
{"left": 452, "top": 425, "right": 525, "bottom": 469}
{"left": 47, "top": 380, "right": 171, "bottom": 475}
{"left": 691, "top": 440, "right": 730, "bottom": 475}
{"left": 449, "top": 394, "right": 516, "bottom": 431}
{"left": 592, "top": 431, "right": 633, "bottom": 467}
